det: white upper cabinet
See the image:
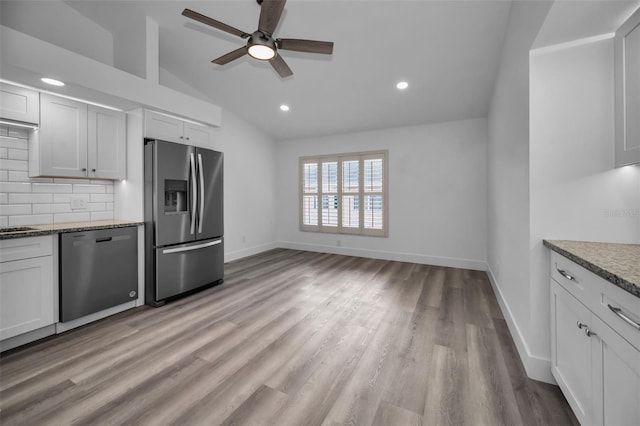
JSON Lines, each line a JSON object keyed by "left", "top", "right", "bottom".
{"left": 37, "top": 93, "right": 88, "bottom": 178}
{"left": 615, "top": 7, "right": 640, "bottom": 167}
{"left": 32, "top": 93, "right": 126, "bottom": 180}
{"left": 88, "top": 105, "right": 126, "bottom": 179}
{"left": 0, "top": 83, "right": 40, "bottom": 124}
{"left": 144, "top": 109, "right": 214, "bottom": 148}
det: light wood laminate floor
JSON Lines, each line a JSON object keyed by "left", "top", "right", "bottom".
{"left": 0, "top": 249, "right": 578, "bottom": 425}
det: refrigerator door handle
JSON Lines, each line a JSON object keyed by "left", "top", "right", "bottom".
{"left": 162, "top": 239, "right": 222, "bottom": 254}
{"left": 197, "top": 153, "right": 205, "bottom": 234}
{"left": 189, "top": 153, "right": 197, "bottom": 235}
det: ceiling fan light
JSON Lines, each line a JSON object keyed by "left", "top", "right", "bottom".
{"left": 248, "top": 44, "right": 276, "bottom": 60}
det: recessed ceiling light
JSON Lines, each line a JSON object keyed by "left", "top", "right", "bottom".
{"left": 280, "top": 104, "right": 290, "bottom": 112}
{"left": 41, "top": 77, "right": 65, "bottom": 86}
{"left": 396, "top": 81, "right": 409, "bottom": 90}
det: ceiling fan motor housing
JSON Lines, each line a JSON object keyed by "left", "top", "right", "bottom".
{"left": 247, "top": 31, "right": 277, "bottom": 60}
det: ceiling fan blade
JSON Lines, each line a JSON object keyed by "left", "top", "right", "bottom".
{"left": 182, "top": 8, "right": 249, "bottom": 39}
{"left": 258, "top": 0, "right": 286, "bottom": 35}
{"left": 212, "top": 47, "right": 248, "bottom": 65}
{"left": 270, "top": 54, "right": 293, "bottom": 78}
{"left": 277, "top": 38, "right": 333, "bottom": 54}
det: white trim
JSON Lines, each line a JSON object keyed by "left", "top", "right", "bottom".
{"left": 278, "top": 240, "right": 486, "bottom": 271}
{"left": 485, "top": 263, "right": 555, "bottom": 384}
{"left": 225, "top": 242, "right": 279, "bottom": 263}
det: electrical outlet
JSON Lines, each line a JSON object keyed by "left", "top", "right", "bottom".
{"left": 70, "top": 196, "right": 87, "bottom": 210}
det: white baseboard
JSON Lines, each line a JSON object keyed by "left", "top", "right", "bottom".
{"left": 225, "top": 242, "right": 279, "bottom": 263}
{"left": 485, "top": 264, "right": 555, "bottom": 384}
{"left": 278, "top": 241, "right": 487, "bottom": 271}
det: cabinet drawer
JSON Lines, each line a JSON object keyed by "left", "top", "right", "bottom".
{"left": 0, "top": 236, "right": 53, "bottom": 263}
{"left": 551, "top": 251, "right": 592, "bottom": 303}
{"left": 592, "top": 278, "right": 640, "bottom": 351}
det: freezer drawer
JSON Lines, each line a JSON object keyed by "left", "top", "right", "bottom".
{"left": 155, "top": 238, "right": 224, "bottom": 302}
{"left": 60, "top": 227, "right": 138, "bottom": 322}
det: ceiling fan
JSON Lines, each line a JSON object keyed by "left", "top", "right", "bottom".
{"left": 182, "top": 0, "right": 334, "bottom": 78}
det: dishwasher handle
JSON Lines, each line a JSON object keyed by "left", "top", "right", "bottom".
{"left": 96, "top": 237, "right": 112, "bottom": 243}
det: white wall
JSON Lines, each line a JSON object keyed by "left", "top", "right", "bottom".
{"left": 276, "top": 118, "right": 488, "bottom": 270}
{"left": 529, "top": 37, "right": 640, "bottom": 359}
{"left": 0, "top": 1, "right": 114, "bottom": 66}
{"left": 487, "top": 0, "right": 553, "bottom": 383}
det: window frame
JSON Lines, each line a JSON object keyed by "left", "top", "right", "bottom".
{"left": 299, "top": 150, "right": 388, "bottom": 237}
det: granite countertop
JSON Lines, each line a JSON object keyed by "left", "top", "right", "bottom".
{"left": 0, "top": 219, "right": 143, "bottom": 240}
{"left": 543, "top": 240, "right": 640, "bottom": 298}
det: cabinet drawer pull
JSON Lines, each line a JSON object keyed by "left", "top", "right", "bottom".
{"left": 608, "top": 304, "right": 640, "bottom": 330}
{"left": 556, "top": 265, "right": 575, "bottom": 281}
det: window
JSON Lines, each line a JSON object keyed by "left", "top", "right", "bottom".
{"left": 300, "top": 150, "right": 388, "bottom": 236}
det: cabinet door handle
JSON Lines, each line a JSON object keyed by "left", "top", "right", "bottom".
{"left": 91, "top": 168, "right": 96, "bottom": 172}
{"left": 608, "top": 304, "right": 640, "bottom": 330}
{"left": 577, "top": 321, "right": 586, "bottom": 329}
{"left": 584, "top": 327, "right": 597, "bottom": 338}
{"left": 81, "top": 168, "right": 87, "bottom": 172}
{"left": 556, "top": 264, "right": 575, "bottom": 281}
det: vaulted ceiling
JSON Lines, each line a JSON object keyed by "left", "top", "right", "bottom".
{"left": 1, "top": 1, "right": 638, "bottom": 140}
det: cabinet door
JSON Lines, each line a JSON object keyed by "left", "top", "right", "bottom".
{"left": 550, "top": 279, "right": 594, "bottom": 425}
{"left": 184, "top": 121, "right": 214, "bottom": 148}
{"left": 0, "top": 83, "right": 40, "bottom": 124}
{"left": 615, "top": 8, "right": 640, "bottom": 167}
{"left": 144, "top": 110, "right": 183, "bottom": 143}
{"left": 0, "top": 256, "right": 54, "bottom": 340}
{"left": 88, "top": 105, "right": 126, "bottom": 179}
{"left": 39, "top": 93, "right": 88, "bottom": 177}
{"left": 591, "top": 315, "right": 640, "bottom": 426}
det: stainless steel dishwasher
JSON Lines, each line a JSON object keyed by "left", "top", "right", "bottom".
{"left": 60, "top": 226, "right": 138, "bottom": 322}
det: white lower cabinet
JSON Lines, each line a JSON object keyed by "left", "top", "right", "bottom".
{"left": 0, "top": 236, "right": 56, "bottom": 341}
{"left": 591, "top": 315, "right": 640, "bottom": 426}
{"left": 550, "top": 252, "right": 640, "bottom": 426}
{"left": 551, "top": 280, "right": 594, "bottom": 425}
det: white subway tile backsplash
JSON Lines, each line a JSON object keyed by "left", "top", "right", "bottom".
{"left": 53, "top": 194, "right": 73, "bottom": 203}
{"left": 8, "top": 171, "right": 29, "bottom": 182}
{"left": 0, "top": 193, "right": 7, "bottom": 204}
{"left": 54, "top": 212, "right": 90, "bottom": 223}
{"left": 9, "top": 214, "right": 53, "bottom": 226}
{"left": 0, "top": 204, "right": 31, "bottom": 215}
{"left": 86, "top": 203, "right": 106, "bottom": 212}
{"left": 0, "top": 159, "right": 28, "bottom": 171}
{"left": 73, "top": 184, "right": 106, "bottom": 194}
{"left": 105, "top": 202, "right": 114, "bottom": 211}
{"left": 90, "top": 193, "right": 114, "bottom": 203}
{"left": 0, "top": 216, "right": 8, "bottom": 227}
{"left": 0, "top": 182, "right": 31, "bottom": 193}
{"left": 8, "top": 149, "right": 28, "bottom": 161}
{"left": 32, "top": 203, "right": 72, "bottom": 214}
{"left": 0, "top": 170, "right": 7, "bottom": 181}
{"left": 9, "top": 193, "right": 53, "bottom": 204}
{"left": 91, "top": 211, "right": 114, "bottom": 221}
{"left": 106, "top": 185, "right": 114, "bottom": 194}
{"left": 33, "top": 183, "right": 72, "bottom": 193}
{"left": 0, "top": 148, "right": 7, "bottom": 159}
{"left": 0, "top": 136, "right": 28, "bottom": 150}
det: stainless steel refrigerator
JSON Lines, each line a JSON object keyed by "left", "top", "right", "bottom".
{"left": 144, "top": 139, "right": 224, "bottom": 306}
